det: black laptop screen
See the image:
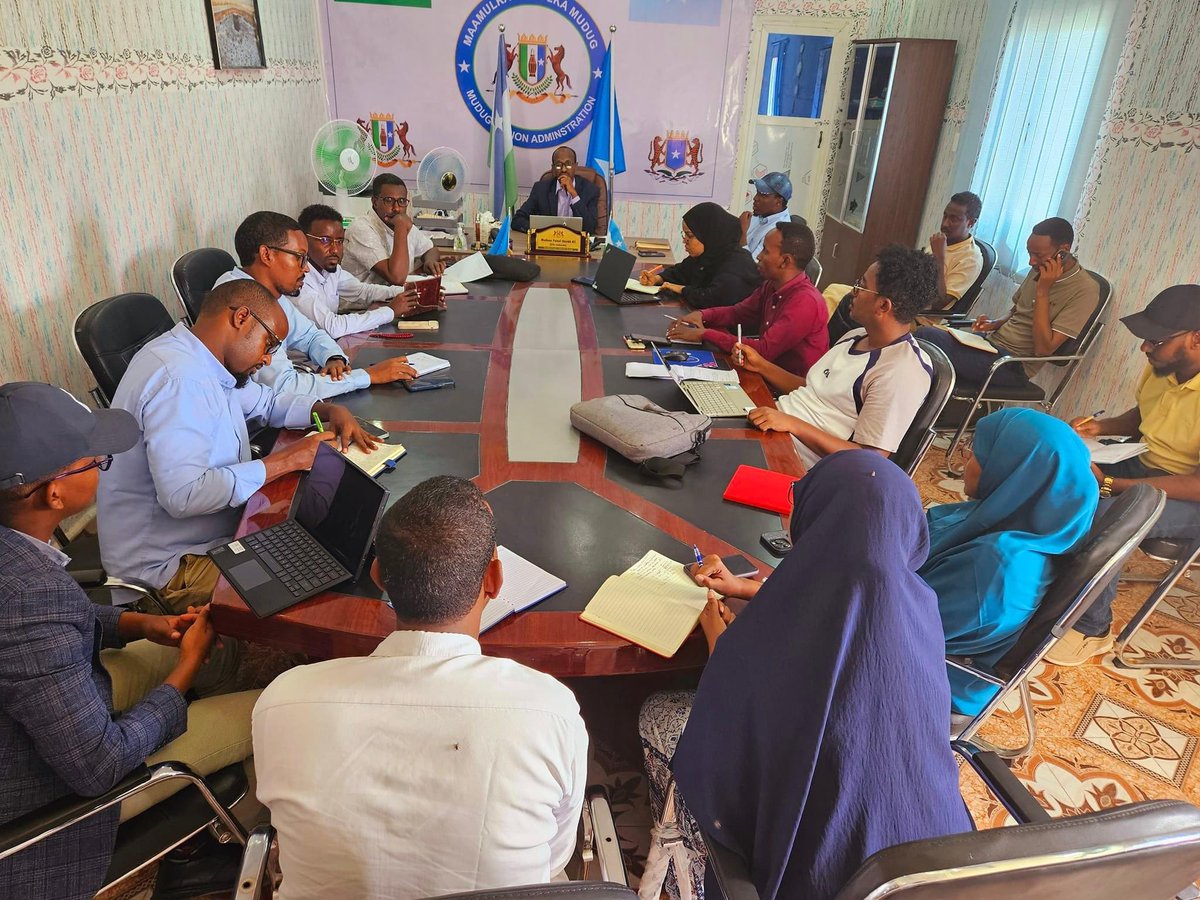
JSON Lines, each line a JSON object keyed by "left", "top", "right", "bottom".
{"left": 292, "top": 442, "right": 387, "bottom": 576}
{"left": 592, "top": 246, "right": 637, "bottom": 300}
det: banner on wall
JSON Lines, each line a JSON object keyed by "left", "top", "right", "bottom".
{"left": 321, "top": 0, "right": 751, "bottom": 204}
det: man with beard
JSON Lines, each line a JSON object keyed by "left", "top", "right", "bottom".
{"left": 344, "top": 174, "right": 444, "bottom": 283}
{"left": 215, "top": 211, "right": 417, "bottom": 397}
{"left": 1047, "top": 285, "right": 1200, "bottom": 665}
{"left": 294, "top": 204, "right": 420, "bottom": 338}
{"left": 97, "top": 279, "right": 371, "bottom": 616}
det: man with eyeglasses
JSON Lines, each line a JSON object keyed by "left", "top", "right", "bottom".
{"left": 294, "top": 204, "right": 421, "bottom": 339}
{"left": 344, "top": 174, "right": 444, "bottom": 284}
{"left": 215, "top": 210, "right": 418, "bottom": 398}
{"left": 512, "top": 145, "right": 600, "bottom": 235}
{"left": 97, "top": 279, "right": 370, "bottom": 620}
{"left": 0, "top": 382, "right": 261, "bottom": 898}
{"left": 1047, "top": 285, "right": 1200, "bottom": 665}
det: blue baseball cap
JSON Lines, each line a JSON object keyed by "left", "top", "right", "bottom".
{"left": 750, "top": 172, "right": 792, "bottom": 203}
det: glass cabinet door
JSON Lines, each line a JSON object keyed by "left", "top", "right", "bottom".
{"left": 842, "top": 42, "right": 897, "bottom": 232}
{"left": 828, "top": 44, "right": 870, "bottom": 223}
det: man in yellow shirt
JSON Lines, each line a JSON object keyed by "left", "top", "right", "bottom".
{"left": 1049, "top": 285, "right": 1200, "bottom": 665}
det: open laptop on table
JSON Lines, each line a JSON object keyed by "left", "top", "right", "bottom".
{"left": 529, "top": 214, "right": 584, "bottom": 232}
{"left": 572, "top": 245, "right": 661, "bottom": 305}
{"left": 209, "top": 441, "right": 389, "bottom": 617}
{"left": 649, "top": 342, "right": 756, "bottom": 418}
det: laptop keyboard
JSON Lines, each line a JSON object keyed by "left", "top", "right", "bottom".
{"left": 683, "top": 381, "right": 755, "bottom": 418}
{"left": 614, "top": 291, "right": 659, "bottom": 305}
{"left": 242, "top": 520, "right": 348, "bottom": 597}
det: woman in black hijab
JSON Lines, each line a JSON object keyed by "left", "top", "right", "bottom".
{"left": 640, "top": 202, "right": 762, "bottom": 309}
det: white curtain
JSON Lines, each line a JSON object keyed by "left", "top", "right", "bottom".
{"left": 971, "top": 0, "right": 1127, "bottom": 277}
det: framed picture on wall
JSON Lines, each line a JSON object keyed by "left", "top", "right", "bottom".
{"left": 205, "top": 0, "right": 267, "bottom": 70}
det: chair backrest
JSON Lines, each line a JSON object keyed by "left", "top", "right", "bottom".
{"left": 429, "top": 885, "right": 637, "bottom": 899}
{"left": 73, "top": 293, "right": 175, "bottom": 407}
{"left": 172, "top": 247, "right": 236, "bottom": 324}
{"left": 993, "top": 482, "right": 1164, "bottom": 680}
{"left": 1049, "top": 268, "right": 1111, "bottom": 365}
{"left": 539, "top": 166, "right": 609, "bottom": 235}
{"left": 891, "top": 339, "right": 956, "bottom": 476}
{"left": 943, "top": 236, "right": 996, "bottom": 316}
{"left": 835, "top": 799, "right": 1200, "bottom": 899}
{"left": 805, "top": 256, "right": 822, "bottom": 288}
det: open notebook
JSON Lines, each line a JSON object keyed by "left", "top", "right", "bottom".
{"left": 406, "top": 274, "right": 468, "bottom": 295}
{"left": 580, "top": 550, "right": 709, "bottom": 658}
{"left": 341, "top": 441, "right": 407, "bottom": 477}
{"left": 480, "top": 546, "right": 567, "bottom": 632}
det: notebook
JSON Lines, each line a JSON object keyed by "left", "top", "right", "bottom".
{"left": 625, "top": 362, "right": 740, "bottom": 384}
{"left": 406, "top": 273, "right": 467, "bottom": 295}
{"left": 723, "top": 464, "right": 801, "bottom": 514}
{"left": 342, "top": 440, "right": 407, "bottom": 477}
{"left": 579, "top": 550, "right": 710, "bottom": 658}
{"left": 480, "top": 546, "right": 568, "bottom": 633}
{"left": 938, "top": 325, "right": 998, "bottom": 353}
{"left": 1085, "top": 437, "right": 1149, "bottom": 464}
{"left": 404, "top": 352, "right": 451, "bottom": 377}
{"left": 624, "top": 279, "right": 661, "bottom": 296}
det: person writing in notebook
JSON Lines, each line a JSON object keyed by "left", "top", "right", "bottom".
{"left": 664, "top": 222, "right": 827, "bottom": 377}
{"left": 253, "top": 476, "right": 589, "bottom": 898}
{"left": 736, "top": 244, "right": 937, "bottom": 470}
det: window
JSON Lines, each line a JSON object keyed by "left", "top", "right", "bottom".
{"left": 758, "top": 33, "right": 834, "bottom": 119}
{"left": 971, "top": 0, "right": 1131, "bottom": 276}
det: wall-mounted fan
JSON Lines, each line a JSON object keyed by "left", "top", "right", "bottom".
{"left": 312, "top": 119, "right": 376, "bottom": 197}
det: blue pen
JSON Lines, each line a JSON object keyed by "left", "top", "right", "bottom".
{"left": 692, "top": 544, "right": 704, "bottom": 567}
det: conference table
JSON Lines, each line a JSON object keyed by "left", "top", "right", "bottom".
{"left": 209, "top": 241, "right": 804, "bottom": 677}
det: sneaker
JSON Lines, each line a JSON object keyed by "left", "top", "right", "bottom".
{"left": 1045, "top": 629, "right": 1114, "bottom": 667}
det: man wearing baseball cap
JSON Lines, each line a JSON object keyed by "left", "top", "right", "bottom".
{"left": 1048, "top": 284, "right": 1200, "bottom": 665}
{"left": 0, "top": 383, "right": 259, "bottom": 897}
{"left": 740, "top": 172, "right": 794, "bottom": 260}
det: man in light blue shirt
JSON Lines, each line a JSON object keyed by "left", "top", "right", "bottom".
{"left": 740, "top": 172, "right": 794, "bottom": 260}
{"left": 97, "top": 279, "right": 372, "bottom": 610}
{"left": 214, "top": 211, "right": 416, "bottom": 399}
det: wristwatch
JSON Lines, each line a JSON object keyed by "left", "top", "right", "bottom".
{"left": 326, "top": 355, "right": 348, "bottom": 367}
{"left": 1099, "top": 476, "right": 1114, "bottom": 499}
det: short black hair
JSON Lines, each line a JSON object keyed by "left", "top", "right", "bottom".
{"left": 552, "top": 145, "right": 577, "bottom": 162}
{"left": 1032, "top": 216, "right": 1074, "bottom": 247}
{"left": 774, "top": 221, "right": 815, "bottom": 270}
{"left": 874, "top": 244, "right": 938, "bottom": 323}
{"left": 949, "top": 191, "right": 982, "bottom": 221}
{"left": 375, "top": 476, "right": 496, "bottom": 626}
{"left": 298, "top": 204, "right": 343, "bottom": 233}
{"left": 370, "top": 173, "right": 406, "bottom": 198}
{"left": 197, "top": 278, "right": 277, "bottom": 321}
{"left": 233, "top": 211, "right": 302, "bottom": 266}
{"left": 0, "top": 460, "right": 75, "bottom": 525}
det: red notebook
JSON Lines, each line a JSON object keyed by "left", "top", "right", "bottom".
{"left": 722, "top": 465, "right": 801, "bottom": 514}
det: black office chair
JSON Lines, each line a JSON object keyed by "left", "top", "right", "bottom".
{"left": 918, "top": 237, "right": 997, "bottom": 319}
{"left": 73, "top": 292, "right": 176, "bottom": 408}
{"left": 173, "top": 248, "right": 236, "bottom": 325}
{"left": 891, "top": 339, "right": 956, "bottom": 477}
{"left": 1112, "top": 534, "right": 1200, "bottom": 671}
{"left": 0, "top": 761, "right": 249, "bottom": 896}
{"left": 700, "top": 742, "right": 1200, "bottom": 900}
{"left": 950, "top": 483, "right": 1165, "bottom": 757}
{"left": 940, "top": 270, "right": 1112, "bottom": 475}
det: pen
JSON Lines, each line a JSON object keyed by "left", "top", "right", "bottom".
{"left": 664, "top": 314, "right": 679, "bottom": 322}
{"left": 735, "top": 324, "right": 743, "bottom": 365}
{"left": 692, "top": 544, "right": 704, "bottom": 567}
{"left": 647, "top": 265, "right": 664, "bottom": 275}
{"left": 312, "top": 412, "right": 324, "bottom": 433}
{"left": 1075, "top": 408, "right": 1106, "bottom": 428}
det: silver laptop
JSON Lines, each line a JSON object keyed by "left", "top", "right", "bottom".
{"left": 529, "top": 214, "right": 584, "bottom": 232}
{"left": 651, "top": 344, "right": 756, "bottom": 418}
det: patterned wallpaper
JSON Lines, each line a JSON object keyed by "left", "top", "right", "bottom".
{"left": 0, "top": 0, "right": 327, "bottom": 398}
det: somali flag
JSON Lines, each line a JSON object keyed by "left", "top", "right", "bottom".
{"left": 488, "top": 32, "right": 518, "bottom": 217}
{"left": 488, "top": 212, "right": 512, "bottom": 256}
{"left": 585, "top": 41, "right": 625, "bottom": 179}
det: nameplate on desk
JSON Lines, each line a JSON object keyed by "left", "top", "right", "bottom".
{"left": 529, "top": 224, "right": 588, "bottom": 257}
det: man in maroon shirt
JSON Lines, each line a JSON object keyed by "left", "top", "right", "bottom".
{"left": 666, "top": 221, "right": 828, "bottom": 377}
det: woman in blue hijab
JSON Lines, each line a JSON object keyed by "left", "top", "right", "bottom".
{"left": 643, "top": 451, "right": 971, "bottom": 900}
{"left": 920, "top": 408, "right": 1097, "bottom": 719}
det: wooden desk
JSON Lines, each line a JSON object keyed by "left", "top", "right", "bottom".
{"left": 210, "top": 250, "right": 803, "bottom": 677}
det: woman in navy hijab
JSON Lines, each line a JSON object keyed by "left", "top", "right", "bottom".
{"left": 641, "top": 451, "right": 971, "bottom": 900}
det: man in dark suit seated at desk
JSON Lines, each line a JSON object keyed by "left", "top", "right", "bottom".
{"left": 512, "top": 145, "right": 600, "bottom": 235}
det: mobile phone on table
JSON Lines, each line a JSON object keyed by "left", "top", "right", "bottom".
{"left": 354, "top": 418, "right": 389, "bottom": 440}
{"left": 403, "top": 374, "right": 456, "bottom": 392}
{"left": 759, "top": 530, "right": 792, "bottom": 558}
{"left": 721, "top": 554, "right": 758, "bottom": 578}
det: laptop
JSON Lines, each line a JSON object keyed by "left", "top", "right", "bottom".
{"left": 209, "top": 442, "right": 389, "bottom": 617}
{"left": 529, "top": 214, "right": 584, "bottom": 232}
{"left": 572, "top": 245, "right": 661, "bottom": 305}
{"left": 650, "top": 342, "right": 756, "bottom": 418}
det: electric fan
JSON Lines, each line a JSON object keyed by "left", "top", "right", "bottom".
{"left": 413, "top": 147, "right": 469, "bottom": 241}
{"left": 311, "top": 120, "right": 376, "bottom": 197}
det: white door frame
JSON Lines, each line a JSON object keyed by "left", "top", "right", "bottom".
{"left": 732, "top": 16, "right": 853, "bottom": 225}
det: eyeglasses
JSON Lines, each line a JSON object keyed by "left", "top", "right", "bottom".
{"left": 229, "top": 305, "right": 283, "bottom": 355}
{"left": 10, "top": 456, "right": 113, "bottom": 498}
{"left": 376, "top": 196, "right": 410, "bottom": 208}
{"left": 306, "top": 233, "right": 345, "bottom": 248}
{"left": 681, "top": 229, "right": 698, "bottom": 241}
{"left": 552, "top": 162, "right": 575, "bottom": 171}
{"left": 267, "top": 245, "right": 309, "bottom": 267}
{"left": 1148, "top": 331, "right": 1192, "bottom": 349}
{"left": 852, "top": 277, "right": 880, "bottom": 296}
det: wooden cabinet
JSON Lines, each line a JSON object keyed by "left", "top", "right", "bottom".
{"left": 821, "top": 38, "right": 955, "bottom": 287}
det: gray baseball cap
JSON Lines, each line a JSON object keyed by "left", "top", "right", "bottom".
{"left": 750, "top": 172, "right": 793, "bottom": 203}
{"left": 0, "top": 383, "right": 139, "bottom": 490}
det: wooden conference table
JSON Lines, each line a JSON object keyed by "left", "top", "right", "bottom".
{"left": 210, "top": 242, "right": 804, "bottom": 677}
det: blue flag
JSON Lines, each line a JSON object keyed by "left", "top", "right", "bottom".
{"left": 487, "top": 212, "right": 512, "bottom": 256}
{"left": 586, "top": 41, "right": 625, "bottom": 178}
{"left": 488, "top": 33, "right": 518, "bottom": 217}
{"left": 606, "top": 217, "right": 628, "bottom": 252}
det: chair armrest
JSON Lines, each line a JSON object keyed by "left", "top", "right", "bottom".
{"left": 233, "top": 824, "right": 275, "bottom": 900}
{"left": 582, "top": 785, "right": 628, "bottom": 885}
{"left": 953, "top": 741, "right": 1051, "bottom": 824}
{"left": 986, "top": 351, "right": 1086, "bottom": 372}
{"left": 699, "top": 828, "right": 760, "bottom": 900}
{"left": 69, "top": 567, "right": 108, "bottom": 586}
{"left": 101, "top": 577, "right": 171, "bottom": 616}
{"left": 944, "top": 656, "right": 1006, "bottom": 687}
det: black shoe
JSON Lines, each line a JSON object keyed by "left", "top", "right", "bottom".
{"left": 152, "top": 835, "right": 244, "bottom": 899}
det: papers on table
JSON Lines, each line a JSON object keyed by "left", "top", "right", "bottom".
{"left": 342, "top": 441, "right": 407, "bottom": 477}
{"left": 405, "top": 352, "right": 451, "bottom": 377}
{"left": 580, "top": 550, "right": 710, "bottom": 658}
{"left": 624, "top": 362, "right": 740, "bottom": 384}
{"left": 444, "top": 251, "right": 493, "bottom": 284}
{"left": 624, "top": 279, "right": 660, "bottom": 296}
{"left": 938, "top": 325, "right": 999, "bottom": 353}
{"left": 406, "top": 273, "right": 467, "bottom": 295}
{"left": 481, "top": 546, "right": 567, "bottom": 633}
{"left": 1084, "top": 437, "right": 1149, "bottom": 464}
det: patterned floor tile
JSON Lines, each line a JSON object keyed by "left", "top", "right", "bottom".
{"left": 1075, "top": 695, "right": 1197, "bottom": 787}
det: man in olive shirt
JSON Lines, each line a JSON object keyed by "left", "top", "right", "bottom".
{"left": 1048, "top": 285, "right": 1200, "bottom": 665}
{"left": 916, "top": 217, "right": 1099, "bottom": 390}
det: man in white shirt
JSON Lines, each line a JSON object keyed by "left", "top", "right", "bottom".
{"left": 739, "top": 172, "right": 794, "bottom": 260}
{"left": 253, "top": 475, "right": 589, "bottom": 899}
{"left": 343, "top": 174, "right": 444, "bottom": 285}
{"left": 294, "top": 204, "right": 420, "bottom": 338}
{"left": 738, "top": 244, "right": 937, "bottom": 469}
